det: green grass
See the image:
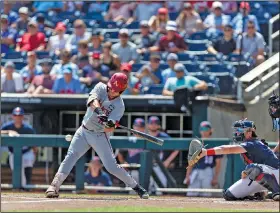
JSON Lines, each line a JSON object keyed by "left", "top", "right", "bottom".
{"left": 13, "top": 207, "right": 277, "bottom": 212}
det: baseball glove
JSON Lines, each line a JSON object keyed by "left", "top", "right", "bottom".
{"left": 187, "top": 139, "right": 204, "bottom": 167}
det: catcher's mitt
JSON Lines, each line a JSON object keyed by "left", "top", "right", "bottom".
{"left": 187, "top": 139, "right": 204, "bottom": 167}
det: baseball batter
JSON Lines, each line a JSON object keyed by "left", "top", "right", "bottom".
{"left": 194, "top": 119, "right": 279, "bottom": 201}
{"left": 46, "top": 73, "right": 149, "bottom": 199}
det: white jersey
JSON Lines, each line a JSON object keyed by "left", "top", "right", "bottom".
{"left": 82, "top": 82, "right": 125, "bottom": 132}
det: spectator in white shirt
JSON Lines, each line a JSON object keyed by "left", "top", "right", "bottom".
{"left": 47, "top": 22, "right": 69, "bottom": 56}
{"left": 65, "top": 19, "right": 91, "bottom": 53}
{"left": 1, "top": 62, "right": 24, "bottom": 93}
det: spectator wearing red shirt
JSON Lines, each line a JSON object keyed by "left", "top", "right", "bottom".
{"left": 16, "top": 20, "right": 46, "bottom": 52}
{"left": 27, "top": 58, "right": 55, "bottom": 95}
{"left": 150, "top": 21, "right": 187, "bottom": 53}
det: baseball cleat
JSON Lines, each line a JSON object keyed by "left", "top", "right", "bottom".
{"left": 45, "top": 185, "right": 59, "bottom": 198}
{"left": 272, "top": 193, "right": 279, "bottom": 201}
{"left": 133, "top": 185, "right": 149, "bottom": 199}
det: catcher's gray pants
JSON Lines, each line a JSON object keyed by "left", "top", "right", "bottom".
{"left": 227, "top": 164, "right": 279, "bottom": 198}
{"left": 56, "top": 126, "right": 137, "bottom": 188}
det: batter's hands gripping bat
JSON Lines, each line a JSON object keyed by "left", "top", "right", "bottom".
{"left": 116, "top": 124, "right": 164, "bottom": 146}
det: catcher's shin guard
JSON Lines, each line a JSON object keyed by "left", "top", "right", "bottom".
{"left": 256, "top": 173, "right": 280, "bottom": 201}
{"left": 223, "top": 189, "right": 238, "bottom": 201}
{"left": 244, "top": 164, "right": 279, "bottom": 201}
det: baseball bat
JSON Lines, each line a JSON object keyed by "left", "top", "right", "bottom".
{"left": 117, "top": 124, "right": 164, "bottom": 146}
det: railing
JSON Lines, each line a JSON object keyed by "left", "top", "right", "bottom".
{"left": 239, "top": 52, "right": 279, "bottom": 102}
{"left": 1, "top": 135, "right": 277, "bottom": 192}
{"left": 269, "top": 14, "right": 280, "bottom": 57}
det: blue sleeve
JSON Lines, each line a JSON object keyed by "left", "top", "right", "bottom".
{"left": 102, "top": 172, "right": 112, "bottom": 186}
{"left": 189, "top": 76, "right": 201, "bottom": 88}
{"left": 52, "top": 79, "right": 60, "bottom": 93}
{"left": 74, "top": 80, "right": 82, "bottom": 94}
{"left": 1, "top": 124, "right": 9, "bottom": 130}
{"left": 164, "top": 78, "right": 171, "bottom": 90}
{"left": 203, "top": 15, "right": 211, "bottom": 26}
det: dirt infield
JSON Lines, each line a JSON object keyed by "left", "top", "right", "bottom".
{"left": 1, "top": 192, "right": 279, "bottom": 212}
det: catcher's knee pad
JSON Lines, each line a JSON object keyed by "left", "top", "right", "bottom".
{"left": 223, "top": 189, "right": 238, "bottom": 201}
{"left": 244, "top": 164, "right": 279, "bottom": 194}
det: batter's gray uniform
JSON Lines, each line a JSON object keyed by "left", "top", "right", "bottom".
{"left": 55, "top": 82, "right": 137, "bottom": 188}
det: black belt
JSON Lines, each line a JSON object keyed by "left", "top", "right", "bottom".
{"left": 82, "top": 124, "right": 90, "bottom": 131}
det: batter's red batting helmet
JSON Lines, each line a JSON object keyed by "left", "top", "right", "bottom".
{"left": 107, "top": 73, "right": 128, "bottom": 92}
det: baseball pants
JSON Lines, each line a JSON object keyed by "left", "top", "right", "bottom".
{"left": 227, "top": 164, "right": 279, "bottom": 198}
{"left": 57, "top": 126, "right": 137, "bottom": 188}
{"left": 187, "top": 167, "right": 214, "bottom": 197}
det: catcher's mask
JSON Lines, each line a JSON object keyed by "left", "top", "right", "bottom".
{"left": 233, "top": 120, "right": 256, "bottom": 143}
{"left": 268, "top": 91, "right": 280, "bottom": 131}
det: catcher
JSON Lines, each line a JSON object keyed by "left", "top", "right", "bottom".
{"left": 188, "top": 119, "right": 279, "bottom": 201}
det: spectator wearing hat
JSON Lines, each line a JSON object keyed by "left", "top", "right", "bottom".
{"left": 136, "top": 54, "right": 163, "bottom": 89}
{"left": 150, "top": 21, "right": 187, "bottom": 53}
{"left": 84, "top": 156, "right": 112, "bottom": 187}
{"left": 50, "top": 49, "right": 78, "bottom": 77}
{"left": 91, "top": 53, "right": 110, "bottom": 80}
{"left": 1, "top": 15, "right": 17, "bottom": 54}
{"left": 185, "top": 121, "right": 223, "bottom": 197}
{"left": 1, "top": 107, "right": 36, "bottom": 187}
{"left": 231, "top": 1, "right": 260, "bottom": 35}
{"left": 120, "top": 63, "right": 141, "bottom": 95}
{"left": 12, "top": 7, "right": 30, "bottom": 33}
{"left": 27, "top": 59, "right": 55, "bottom": 95}
{"left": 71, "top": 40, "right": 91, "bottom": 71}
{"left": 131, "top": 1, "right": 162, "bottom": 23}
{"left": 104, "top": 2, "right": 135, "bottom": 23}
{"left": 1, "top": 62, "right": 24, "bottom": 93}
{"left": 33, "top": 1, "right": 63, "bottom": 12}
{"left": 134, "top": 20, "right": 157, "bottom": 55}
{"left": 161, "top": 53, "right": 179, "bottom": 84}
{"left": 112, "top": 29, "right": 139, "bottom": 65}
{"left": 176, "top": 3, "right": 203, "bottom": 37}
{"left": 100, "top": 42, "right": 121, "bottom": 76}
{"left": 52, "top": 67, "right": 81, "bottom": 94}
{"left": 208, "top": 24, "right": 236, "bottom": 55}
{"left": 235, "top": 20, "right": 265, "bottom": 66}
{"left": 65, "top": 19, "right": 91, "bottom": 53}
{"left": 162, "top": 63, "right": 207, "bottom": 96}
{"left": 117, "top": 118, "right": 146, "bottom": 165}
{"left": 88, "top": 30, "right": 103, "bottom": 54}
{"left": 147, "top": 116, "right": 177, "bottom": 188}
{"left": 20, "top": 51, "right": 43, "bottom": 90}
{"left": 149, "top": 7, "right": 170, "bottom": 35}
{"left": 79, "top": 53, "right": 108, "bottom": 93}
{"left": 1, "top": 2, "right": 18, "bottom": 25}
{"left": 47, "top": 22, "right": 69, "bottom": 56}
{"left": 204, "top": 1, "right": 231, "bottom": 36}
{"left": 16, "top": 20, "right": 46, "bottom": 52}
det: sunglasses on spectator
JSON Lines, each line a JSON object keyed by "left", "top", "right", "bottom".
{"left": 184, "top": 7, "right": 192, "bottom": 10}
{"left": 120, "top": 34, "right": 129, "bottom": 38}
{"left": 247, "top": 26, "right": 255, "bottom": 29}
{"left": 74, "top": 25, "right": 84, "bottom": 29}
{"left": 224, "top": 28, "right": 232, "bottom": 32}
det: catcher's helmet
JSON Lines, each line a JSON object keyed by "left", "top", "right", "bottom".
{"left": 232, "top": 119, "right": 256, "bottom": 142}
{"left": 107, "top": 73, "right": 128, "bottom": 93}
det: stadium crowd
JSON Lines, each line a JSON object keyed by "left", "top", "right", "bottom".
{"left": 1, "top": 1, "right": 277, "bottom": 96}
